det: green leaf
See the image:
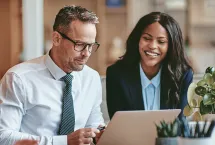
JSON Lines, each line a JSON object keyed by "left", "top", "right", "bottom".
{"left": 203, "top": 73, "right": 214, "bottom": 85}
{"left": 212, "top": 72, "right": 215, "bottom": 81}
{"left": 183, "top": 104, "right": 193, "bottom": 116}
{"left": 162, "top": 129, "right": 169, "bottom": 137}
{"left": 205, "top": 66, "right": 215, "bottom": 75}
{"left": 191, "top": 99, "right": 197, "bottom": 107}
{"left": 155, "top": 123, "right": 162, "bottom": 131}
{"left": 187, "top": 82, "right": 197, "bottom": 106}
{"left": 196, "top": 96, "right": 203, "bottom": 107}
{"left": 197, "top": 80, "right": 207, "bottom": 86}
{"left": 172, "top": 120, "right": 178, "bottom": 137}
{"left": 200, "top": 101, "right": 212, "bottom": 115}
{"left": 211, "top": 89, "right": 215, "bottom": 96}
{"left": 212, "top": 82, "right": 215, "bottom": 89}
{"left": 160, "top": 121, "right": 167, "bottom": 129}
{"left": 203, "top": 93, "right": 215, "bottom": 105}
{"left": 192, "top": 111, "right": 203, "bottom": 121}
{"left": 195, "top": 86, "right": 207, "bottom": 96}
{"left": 167, "top": 123, "right": 171, "bottom": 134}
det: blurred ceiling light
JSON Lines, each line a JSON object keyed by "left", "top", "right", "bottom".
{"left": 165, "top": 0, "right": 186, "bottom": 10}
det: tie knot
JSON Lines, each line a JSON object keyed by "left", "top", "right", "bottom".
{"left": 62, "top": 74, "right": 73, "bottom": 85}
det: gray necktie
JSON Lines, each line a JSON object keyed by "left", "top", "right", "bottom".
{"left": 58, "top": 74, "right": 75, "bottom": 135}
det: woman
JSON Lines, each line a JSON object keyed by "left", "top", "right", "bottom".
{"left": 106, "top": 12, "right": 193, "bottom": 119}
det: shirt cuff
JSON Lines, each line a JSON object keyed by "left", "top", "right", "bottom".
{"left": 53, "top": 135, "right": 67, "bottom": 145}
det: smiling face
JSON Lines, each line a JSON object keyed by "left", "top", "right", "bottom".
{"left": 51, "top": 20, "right": 97, "bottom": 73}
{"left": 139, "top": 22, "right": 168, "bottom": 72}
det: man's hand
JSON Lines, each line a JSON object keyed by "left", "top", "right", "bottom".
{"left": 14, "top": 139, "right": 38, "bottom": 145}
{"left": 94, "top": 125, "right": 106, "bottom": 143}
{"left": 67, "top": 128, "right": 100, "bottom": 145}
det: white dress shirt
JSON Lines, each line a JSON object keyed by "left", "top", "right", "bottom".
{"left": 139, "top": 63, "right": 161, "bottom": 110}
{"left": 0, "top": 53, "right": 104, "bottom": 145}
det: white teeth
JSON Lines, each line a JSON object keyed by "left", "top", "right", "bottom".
{"left": 145, "top": 51, "right": 158, "bottom": 56}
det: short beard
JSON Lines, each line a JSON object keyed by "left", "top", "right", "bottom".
{"left": 70, "top": 64, "right": 85, "bottom": 71}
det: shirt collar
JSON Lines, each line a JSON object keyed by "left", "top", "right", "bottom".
{"left": 44, "top": 50, "right": 74, "bottom": 80}
{"left": 139, "top": 63, "right": 161, "bottom": 89}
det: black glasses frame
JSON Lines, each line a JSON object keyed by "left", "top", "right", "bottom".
{"left": 56, "top": 31, "right": 100, "bottom": 53}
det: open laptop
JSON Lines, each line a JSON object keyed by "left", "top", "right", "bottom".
{"left": 97, "top": 109, "right": 181, "bottom": 145}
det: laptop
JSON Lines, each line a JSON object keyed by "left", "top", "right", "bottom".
{"left": 97, "top": 109, "right": 181, "bottom": 145}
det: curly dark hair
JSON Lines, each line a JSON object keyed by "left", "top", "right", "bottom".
{"left": 53, "top": 5, "right": 99, "bottom": 33}
{"left": 117, "top": 12, "right": 192, "bottom": 108}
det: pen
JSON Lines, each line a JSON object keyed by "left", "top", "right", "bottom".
{"left": 97, "top": 126, "right": 106, "bottom": 131}
{"left": 93, "top": 126, "right": 106, "bottom": 144}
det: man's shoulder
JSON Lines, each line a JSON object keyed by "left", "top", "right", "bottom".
{"left": 7, "top": 55, "right": 46, "bottom": 77}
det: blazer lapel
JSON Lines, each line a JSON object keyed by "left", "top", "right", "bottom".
{"left": 126, "top": 65, "right": 145, "bottom": 110}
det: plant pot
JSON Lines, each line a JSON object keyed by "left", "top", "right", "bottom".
{"left": 178, "top": 137, "right": 214, "bottom": 145}
{"left": 202, "top": 114, "right": 215, "bottom": 121}
{"left": 155, "top": 137, "right": 178, "bottom": 145}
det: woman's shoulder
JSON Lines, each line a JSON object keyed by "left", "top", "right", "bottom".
{"left": 160, "top": 66, "right": 193, "bottom": 83}
{"left": 107, "top": 61, "right": 126, "bottom": 72}
{"left": 179, "top": 68, "right": 193, "bottom": 84}
{"left": 107, "top": 61, "right": 137, "bottom": 77}
{"left": 183, "top": 68, "right": 193, "bottom": 79}
{"left": 107, "top": 62, "right": 123, "bottom": 76}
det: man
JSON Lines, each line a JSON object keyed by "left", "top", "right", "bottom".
{"left": 0, "top": 5, "right": 104, "bottom": 145}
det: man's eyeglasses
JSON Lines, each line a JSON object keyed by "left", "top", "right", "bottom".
{"left": 57, "top": 31, "right": 100, "bottom": 53}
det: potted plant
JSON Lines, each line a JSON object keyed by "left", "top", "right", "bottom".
{"left": 155, "top": 118, "right": 181, "bottom": 145}
{"left": 183, "top": 66, "right": 215, "bottom": 121}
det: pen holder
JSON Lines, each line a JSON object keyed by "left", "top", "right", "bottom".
{"left": 155, "top": 137, "right": 215, "bottom": 145}
{"left": 188, "top": 121, "right": 215, "bottom": 138}
{"left": 178, "top": 137, "right": 214, "bottom": 145}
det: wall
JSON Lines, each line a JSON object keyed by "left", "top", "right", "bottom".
{"left": 188, "top": 0, "right": 215, "bottom": 73}
{"left": 189, "top": 0, "right": 215, "bottom": 48}
{"left": 0, "top": 0, "right": 22, "bottom": 78}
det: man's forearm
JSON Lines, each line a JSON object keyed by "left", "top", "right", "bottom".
{"left": 0, "top": 130, "right": 67, "bottom": 145}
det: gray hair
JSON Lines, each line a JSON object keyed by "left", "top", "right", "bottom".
{"left": 53, "top": 5, "right": 99, "bottom": 33}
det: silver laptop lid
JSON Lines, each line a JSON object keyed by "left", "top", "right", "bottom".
{"left": 97, "top": 109, "right": 181, "bottom": 145}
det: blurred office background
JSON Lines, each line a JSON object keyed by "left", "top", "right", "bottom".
{"left": 1, "top": 0, "right": 215, "bottom": 79}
